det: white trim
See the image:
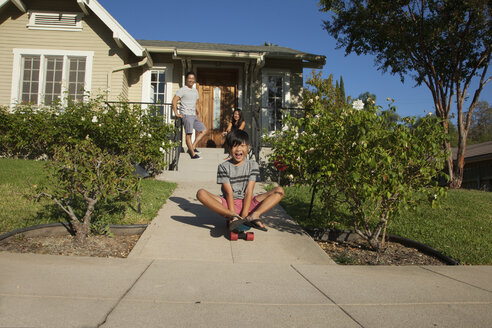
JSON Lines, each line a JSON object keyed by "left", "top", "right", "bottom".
{"left": 84, "top": 0, "right": 144, "bottom": 57}
{"left": 11, "top": 48, "right": 94, "bottom": 106}
{"left": 141, "top": 64, "right": 174, "bottom": 123}
{"left": 261, "top": 69, "right": 291, "bottom": 132}
{"left": 261, "top": 69, "right": 291, "bottom": 107}
{"left": 27, "top": 11, "right": 83, "bottom": 31}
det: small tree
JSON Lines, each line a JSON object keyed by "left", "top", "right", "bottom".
{"left": 266, "top": 73, "right": 447, "bottom": 251}
{"left": 37, "top": 140, "right": 139, "bottom": 245}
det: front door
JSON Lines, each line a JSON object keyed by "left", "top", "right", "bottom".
{"left": 196, "top": 68, "right": 238, "bottom": 148}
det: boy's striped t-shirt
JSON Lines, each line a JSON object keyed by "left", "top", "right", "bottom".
{"left": 217, "top": 159, "right": 260, "bottom": 199}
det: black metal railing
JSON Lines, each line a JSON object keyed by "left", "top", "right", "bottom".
{"left": 104, "top": 101, "right": 181, "bottom": 171}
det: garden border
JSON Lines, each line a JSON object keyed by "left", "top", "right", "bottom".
{"left": 0, "top": 223, "right": 147, "bottom": 243}
{"left": 305, "top": 228, "right": 459, "bottom": 265}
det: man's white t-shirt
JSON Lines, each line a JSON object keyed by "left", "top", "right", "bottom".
{"left": 176, "top": 86, "right": 199, "bottom": 116}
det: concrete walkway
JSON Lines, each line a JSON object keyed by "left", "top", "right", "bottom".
{"left": 1, "top": 148, "right": 491, "bottom": 327}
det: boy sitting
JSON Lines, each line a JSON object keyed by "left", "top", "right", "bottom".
{"left": 196, "top": 129, "right": 284, "bottom": 231}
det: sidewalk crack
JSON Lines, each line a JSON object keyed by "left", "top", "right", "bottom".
{"left": 420, "top": 266, "right": 492, "bottom": 293}
{"left": 96, "top": 260, "right": 155, "bottom": 327}
{"left": 290, "top": 264, "right": 365, "bottom": 328}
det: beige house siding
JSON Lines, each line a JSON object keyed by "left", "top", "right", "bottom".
{"left": 126, "top": 57, "right": 183, "bottom": 104}
{"left": 0, "top": 1, "right": 136, "bottom": 106}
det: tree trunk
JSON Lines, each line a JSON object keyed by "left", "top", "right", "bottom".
{"left": 73, "top": 221, "right": 90, "bottom": 245}
{"left": 450, "top": 137, "right": 467, "bottom": 189}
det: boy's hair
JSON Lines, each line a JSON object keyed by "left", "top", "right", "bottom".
{"left": 185, "top": 71, "right": 196, "bottom": 79}
{"left": 225, "top": 129, "right": 250, "bottom": 148}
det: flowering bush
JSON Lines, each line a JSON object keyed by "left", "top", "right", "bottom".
{"left": 265, "top": 72, "right": 448, "bottom": 251}
{"left": 0, "top": 95, "right": 176, "bottom": 174}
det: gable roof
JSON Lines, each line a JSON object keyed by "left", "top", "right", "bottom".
{"left": 0, "top": 0, "right": 144, "bottom": 57}
{"left": 139, "top": 40, "right": 326, "bottom": 68}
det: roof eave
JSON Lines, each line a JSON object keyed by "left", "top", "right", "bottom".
{"left": 84, "top": 0, "right": 144, "bottom": 57}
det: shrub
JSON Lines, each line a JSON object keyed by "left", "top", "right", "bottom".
{"left": 36, "top": 140, "right": 140, "bottom": 244}
{"left": 0, "top": 95, "right": 176, "bottom": 174}
{"left": 265, "top": 72, "right": 448, "bottom": 251}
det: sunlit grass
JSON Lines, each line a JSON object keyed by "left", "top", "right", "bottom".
{"left": 0, "top": 158, "right": 176, "bottom": 235}
{"left": 273, "top": 184, "right": 492, "bottom": 265}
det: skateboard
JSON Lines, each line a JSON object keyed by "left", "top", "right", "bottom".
{"left": 226, "top": 220, "right": 254, "bottom": 241}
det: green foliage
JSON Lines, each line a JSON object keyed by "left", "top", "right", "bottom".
{"left": 0, "top": 95, "right": 176, "bottom": 174}
{"left": 265, "top": 72, "right": 448, "bottom": 250}
{"left": 319, "top": 0, "right": 491, "bottom": 188}
{"left": 37, "top": 140, "right": 140, "bottom": 243}
{"left": 0, "top": 158, "right": 176, "bottom": 235}
{"left": 275, "top": 185, "right": 492, "bottom": 264}
{"left": 467, "top": 101, "right": 492, "bottom": 144}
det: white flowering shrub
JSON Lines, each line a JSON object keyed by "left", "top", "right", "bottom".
{"left": 0, "top": 95, "right": 176, "bottom": 174}
{"left": 265, "top": 72, "right": 448, "bottom": 251}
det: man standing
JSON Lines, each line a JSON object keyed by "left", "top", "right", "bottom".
{"left": 172, "top": 72, "right": 207, "bottom": 159}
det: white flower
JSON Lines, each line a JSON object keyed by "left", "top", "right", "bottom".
{"left": 147, "top": 133, "right": 152, "bottom": 138}
{"left": 433, "top": 194, "right": 437, "bottom": 200}
{"left": 92, "top": 116, "right": 98, "bottom": 123}
{"left": 159, "top": 147, "right": 165, "bottom": 153}
{"left": 81, "top": 117, "right": 85, "bottom": 121}
{"left": 291, "top": 142, "right": 295, "bottom": 146}
{"left": 98, "top": 123, "right": 102, "bottom": 127}
{"left": 308, "top": 98, "right": 314, "bottom": 104}
{"left": 287, "top": 174, "right": 294, "bottom": 180}
{"left": 282, "top": 125, "right": 289, "bottom": 132}
{"left": 352, "top": 99, "right": 364, "bottom": 111}
{"left": 315, "top": 95, "right": 320, "bottom": 100}
{"left": 162, "top": 141, "right": 167, "bottom": 146}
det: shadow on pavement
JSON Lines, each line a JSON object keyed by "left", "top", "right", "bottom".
{"left": 169, "top": 196, "right": 227, "bottom": 238}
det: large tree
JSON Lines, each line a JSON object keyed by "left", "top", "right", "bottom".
{"left": 320, "top": 0, "right": 491, "bottom": 188}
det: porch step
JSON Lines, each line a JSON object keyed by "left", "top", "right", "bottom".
{"left": 157, "top": 147, "right": 227, "bottom": 183}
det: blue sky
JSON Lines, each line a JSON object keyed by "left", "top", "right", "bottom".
{"left": 99, "top": 0, "right": 490, "bottom": 119}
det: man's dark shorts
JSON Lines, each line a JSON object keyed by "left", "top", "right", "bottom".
{"left": 182, "top": 115, "right": 206, "bottom": 134}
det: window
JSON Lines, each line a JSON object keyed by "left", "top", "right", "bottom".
{"left": 150, "top": 70, "right": 166, "bottom": 116}
{"left": 261, "top": 70, "right": 291, "bottom": 133}
{"left": 27, "top": 11, "right": 83, "bottom": 31}
{"left": 142, "top": 65, "right": 173, "bottom": 123}
{"left": 11, "top": 49, "right": 93, "bottom": 106}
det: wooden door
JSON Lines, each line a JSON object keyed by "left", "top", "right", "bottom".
{"left": 196, "top": 68, "right": 238, "bottom": 148}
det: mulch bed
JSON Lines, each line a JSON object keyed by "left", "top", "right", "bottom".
{"left": 1, "top": 232, "right": 448, "bottom": 265}
{"left": 317, "top": 239, "right": 447, "bottom": 265}
{"left": 0, "top": 235, "right": 140, "bottom": 258}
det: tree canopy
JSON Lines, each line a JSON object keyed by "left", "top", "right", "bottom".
{"left": 320, "top": 0, "right": 491, "bottom": 188}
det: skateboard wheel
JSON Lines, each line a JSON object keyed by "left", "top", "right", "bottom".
{"left": 246, "top": 232, "right": 254, "bottom": 241}
{"left": 230, "top": 231, "right": 238, "bottom": 241}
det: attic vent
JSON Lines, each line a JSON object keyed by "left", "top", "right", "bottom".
{"left": 27, "top": 11, "right": 83, "bottom": 31}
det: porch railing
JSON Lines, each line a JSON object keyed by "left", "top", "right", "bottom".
{"left": 104, "top": 101, "right": 182, "bottom": 172}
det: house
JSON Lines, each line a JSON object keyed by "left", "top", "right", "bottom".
{"left": 0, "top": 0, "right": 325, "bottom": 151}
{"left": 453, "top": 141, "right": 492, "bottom": 191}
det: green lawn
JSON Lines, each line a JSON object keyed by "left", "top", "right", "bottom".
{"left": 275, "top": 184, "right": 492, "bottom": 265}
{"left": 0, "top": 158, "right": 176, "bottom": 235}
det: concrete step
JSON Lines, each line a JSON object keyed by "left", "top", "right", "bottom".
{"left": 158, "top": 147, "right": 226, "bottom": 183}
